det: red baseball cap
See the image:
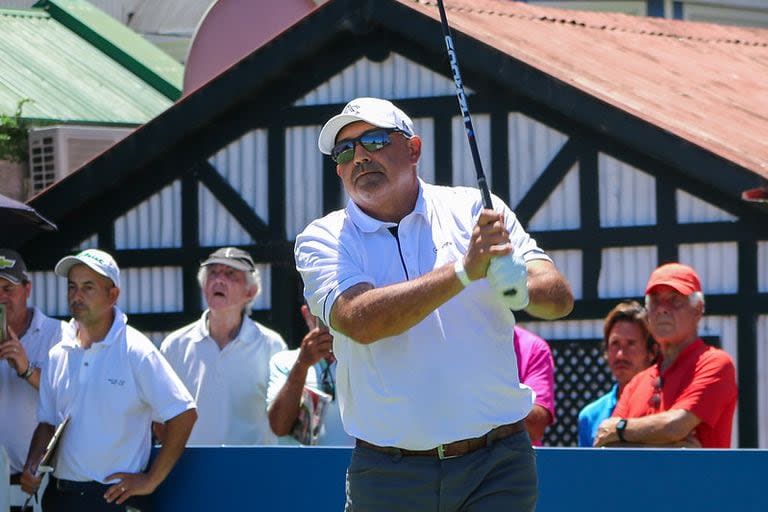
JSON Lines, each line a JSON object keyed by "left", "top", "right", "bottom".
{"left": 645, "top": 263, "right": 702, "bottom": 295}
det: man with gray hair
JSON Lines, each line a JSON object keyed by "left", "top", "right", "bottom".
{"left": 159, "top": 247, "right": 287, "bottom": 445}
{"left": 595, "top": 263, "right": 737, "bottom": 448}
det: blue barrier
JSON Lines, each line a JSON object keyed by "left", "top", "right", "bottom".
{"left": 153, "top": 446, "right": 764, "bottom": 511}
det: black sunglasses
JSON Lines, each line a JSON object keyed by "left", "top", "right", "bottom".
{"left": 331, "top": 128, "right": 401, "bottom": 164}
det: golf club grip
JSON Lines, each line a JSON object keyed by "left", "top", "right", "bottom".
{"left": 436, "top": 0, "right": 493, "bottom": 210}
{"left": 437, "top": 0, "right": 522, "bottom": 300}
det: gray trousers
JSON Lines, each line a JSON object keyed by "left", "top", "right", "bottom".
{"left": 344, "top": 430, "right": 537, "bottom": 512}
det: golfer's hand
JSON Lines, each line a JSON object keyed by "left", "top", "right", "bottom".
{"left": 487, "top": 253, "right": 529, "bottom": 310}
{"left": 104, "top": 472, "right": 156, "bottom": 505}
{"left": 464, "top": 210, "right": 513, "bottom": 281}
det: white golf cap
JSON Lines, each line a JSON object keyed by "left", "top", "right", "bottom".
{"left": 318, "top": 97, "right": 415, "bottom": 155}
{"left": 55, "top": 248, "right": 120, "bottom": 288}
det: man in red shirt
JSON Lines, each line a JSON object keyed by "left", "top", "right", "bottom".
{"left": 594, "top": 263, "right": 737, "bottom": 448}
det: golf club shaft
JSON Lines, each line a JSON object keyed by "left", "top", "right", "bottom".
{"left": 436, "top": 0, "right": 493, "bottom": 210}
{"left": 437, "top": 0, "right": 526, "bottom": 304}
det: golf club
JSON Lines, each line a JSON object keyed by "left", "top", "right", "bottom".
{"left": 436, "top": 0, "right": 528, "bottom": 309}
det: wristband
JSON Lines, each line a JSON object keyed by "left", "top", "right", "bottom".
{"left": 18, "top": 362, "right": 35, "bottom": 380}
{"left": 454, "top": 259, "right": 472, "bottom": 287}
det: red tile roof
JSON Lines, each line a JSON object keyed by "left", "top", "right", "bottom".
{"left": 403, "top": 0, "right": 768, "bottom": 180}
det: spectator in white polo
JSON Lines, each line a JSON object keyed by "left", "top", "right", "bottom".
{"left": 159, "top": 247, "right": 287, "bottom": 445}
{"left": 20, "top": 248, "right": 197, "bottom": 512}
{"left": 0, "top": 249, "right": 64, "bottom": 487}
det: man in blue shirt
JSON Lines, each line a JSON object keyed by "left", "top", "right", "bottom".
{"left": 578, "top": 301, "right": 657, "bottom": 446}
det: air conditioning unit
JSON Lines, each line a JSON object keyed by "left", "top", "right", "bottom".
{"left": 28, "top": 125, "right": 134, "bottom": 194}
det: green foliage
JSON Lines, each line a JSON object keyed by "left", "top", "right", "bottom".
{"left": 0, "top": 99, "right": 32, "bottom": 163}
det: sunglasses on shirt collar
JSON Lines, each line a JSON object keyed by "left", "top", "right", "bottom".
{"left": 331, "top": 128, "right": 402, "bottom": 164}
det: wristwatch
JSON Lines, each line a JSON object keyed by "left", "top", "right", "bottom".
{"left": 616, "top": 418, "right": 628, "bottom": 443}
{"left": 17, "top": 362, "right": 35, "bottom": 380}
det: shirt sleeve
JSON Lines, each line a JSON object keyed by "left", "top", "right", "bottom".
{"left": 518, "top": 336, "right": 556, "bottom": 421}
{"left": 670, "top": 350, "right": 737, "bottom": 428}
{"left": 577, "top": 409, "right": 593, "bottom": 447}
{"left": 36, "top": 348, "right": 58, "bottom": 426}
{"left": 295, "top": 219, "right": 375, "bottom": 327}
{"left": 134, "top": 348, "right": 196, "bottom": 423}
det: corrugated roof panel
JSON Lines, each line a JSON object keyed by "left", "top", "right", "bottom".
{"left": 38, "top": 0, "right": 183, "bottom": 98}
{"left": 285, "top": 125, "right": 324, "bottom": 238}
{"left": 598, "top": 245, "right": 657, "bottom": 297}
{"left": 296, "top": 54, "right": 457, "bottom": 105}
{"left": 679, "top": 241, "right": 739, "bottom": 293}
{"left": 120, "top": 266, "right": 183, "bottom": 313}
{"left": 404, "top": 0, "right": 768, "bottom": 179}
{"left": 0, "top": 9, "right": 173, "bottom": 123}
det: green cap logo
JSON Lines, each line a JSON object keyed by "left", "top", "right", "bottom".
{"left": 0, "top": 256, "right": 16, "bottom": 270}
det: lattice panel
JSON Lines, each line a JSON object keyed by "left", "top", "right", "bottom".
{"left": 543, "top": 339, "right": 613, "bottom": 447}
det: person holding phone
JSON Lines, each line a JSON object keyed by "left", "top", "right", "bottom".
{"left": 0, "top": 249, "right": 64, "bottom": 488}
{"left": 267, "top": 305, "right": 353, "bottom": 446}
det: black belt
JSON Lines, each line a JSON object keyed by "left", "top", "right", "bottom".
{"left": 355, "top": 420, "right": 526, "bottom": 459}
{"left": 53, "top": 476, "right": 112, "bottom": 495}
{"left": 10, "top": 472, "right": 22, "bottom": 485}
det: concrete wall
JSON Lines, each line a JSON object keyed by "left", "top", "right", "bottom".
{"left": 0, "top": 160, "right": 25, "bottom": 201}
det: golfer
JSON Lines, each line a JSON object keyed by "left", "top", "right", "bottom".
{"left": 295, "top": 98, "right": 573, "bottom": 511}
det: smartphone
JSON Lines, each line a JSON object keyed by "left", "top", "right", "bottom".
{"left": 0, "top": 303, "right": 6, "bottom": 342}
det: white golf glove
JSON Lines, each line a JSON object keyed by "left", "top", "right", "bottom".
{"left": 487, "top": 252, "right": 529, "bottom": 311}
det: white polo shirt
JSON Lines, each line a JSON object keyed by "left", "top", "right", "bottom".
{"left": 160, "top": 311, "right": 287, "bottom": 445}
{"left": 295, "top": 180, "right": 551, "bottom": 450}
{"left": 0, "top": 308, "right": 63, "bottom": 473}
{"left": 267, "top": 349, "right": 354, "bottom": 447}
{"left": 37, "top": 308, "right": 195, "bottom": 483}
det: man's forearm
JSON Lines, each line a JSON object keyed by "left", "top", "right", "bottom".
{"left": 146, "top": 408, "right": 197, "bottom": 490}
{"left": 331, "top": 263, "right": 464, "bottom": 344}
{"left": 525, "top": 260, "right": 574, "bottom": 320}
{"left": 26, "top": 367, "right": 41, "bottom": 390}
{"left": 621, "top": 410, "right": 699, "bottom": 444}
{"left": 524, "top": 405, "right": 553, "bottom": 443}
{"left": 596, "top": 409, "right": 700, "bottom": 446}
{"left": 24, "top": 423, "right": 55, "bottom": 472}
{"left": 269, "top": 363, "right": 312, "bottom": 436}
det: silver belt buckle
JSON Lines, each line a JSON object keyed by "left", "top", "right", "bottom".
{"left": 437, "top": 444, "right": 458, "bottom": 460}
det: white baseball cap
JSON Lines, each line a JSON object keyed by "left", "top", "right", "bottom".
{"left": 55, "top": 249, "right": 121, "bottom": 288}
{"left": 318, "top": 97, "right": 415, "bottom": 155}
